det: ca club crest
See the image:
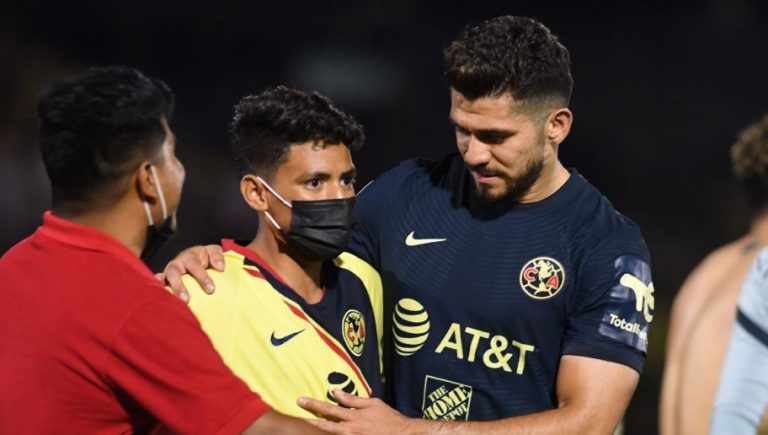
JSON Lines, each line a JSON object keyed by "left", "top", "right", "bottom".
{"left": 342, "top": 309, "right": 366, "bottom": 356}
{"left": 519, "top": 257, "right": 566, "bottom": 300}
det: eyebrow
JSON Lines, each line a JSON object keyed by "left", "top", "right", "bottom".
{"left": 299, "top": 168, "right": 357, "bottom": 180}
{"left": 448, "top": 117, "right": 515, "bottom": 137}
{"left": 342, "top": 168, "right": 357, "bottom": 178}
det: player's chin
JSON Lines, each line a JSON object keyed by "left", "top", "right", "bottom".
{"left": 474, "top": 183, "right": 508, "bottom": 202}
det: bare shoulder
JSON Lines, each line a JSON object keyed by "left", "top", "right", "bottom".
{"left": 674, "top": 236, "right": 758, "bottom": 308}
{"left": 668, "top": 235, "right": 762, "bottom": 347}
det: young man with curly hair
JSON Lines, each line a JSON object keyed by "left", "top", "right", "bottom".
{"left": 179, "top": 86, "right": 384, "bottom": 418}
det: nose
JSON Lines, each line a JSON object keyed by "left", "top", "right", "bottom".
{"left": 331, "top": 182, "right": 352, "bottom": 200}
{"left": 462, "top": 136, "right": 491, "bottom": 167}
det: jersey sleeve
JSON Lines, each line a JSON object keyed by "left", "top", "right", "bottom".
{"left": 105, "top": 293, "right": 270, "bottom": 435}
{"left": 711, "top": 248, "right": 768, "bottom": 434}
{"left": 561, "top": 227, "right": 653, "bottom": 373}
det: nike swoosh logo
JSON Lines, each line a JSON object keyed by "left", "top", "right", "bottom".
{"left": 270, "top": 329, "right": 305, "bottom": 346}
{"left": 405, "top": 231, "right": 447, "bottom": 246}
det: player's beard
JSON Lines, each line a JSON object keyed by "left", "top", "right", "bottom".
{"left": 474, "top": 150, "right": 545, "bottom": 204}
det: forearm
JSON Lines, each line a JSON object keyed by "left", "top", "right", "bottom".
{"left": 658, "top": 355, "right": 680, "bottom": 435}
{"left": 243, "top": 410, "right": 328, "bottom": 434}
{"left": 405, "top": 406, "right": 615, "bottom": 435}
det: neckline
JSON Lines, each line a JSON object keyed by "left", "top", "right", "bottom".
{"left": 221, "top": 239, "right": 329, "bottom": 306}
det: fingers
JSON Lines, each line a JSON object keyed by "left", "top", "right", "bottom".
{"left": 297, "top": 397, "right": 354, "bottom": 422}
{"left": 333, "top": 390, "right": 375, "bottom": 409}
{"left": 204, "top": 244, "right": 226, "bottom": 271}
{"left": 184, "top": 255, "right": 216, "bottom": 294}
{"left": 304, "top": 418, "right": 342, "bottom": 432}
{"left": 161, "top": 244, "right": 225, "bottom": 303}
{"left": 164, "top": 261, "right": 191, "bottom": 303}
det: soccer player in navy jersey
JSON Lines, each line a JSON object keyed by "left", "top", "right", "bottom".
{"left": 167, "top": 16, "right": 653, "bottom": 434}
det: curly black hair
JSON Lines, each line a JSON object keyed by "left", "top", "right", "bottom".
{"left": 38, "top": 65, "right": 174, "bottom": 208}
{"left": 444, "top": 16, "right": 573, "bottom": 110}
{"left": 732, "top": 114, "right": 768, "bottom": 212}
{"left": 230, "top": 86, "right": 364, "bottom": 178}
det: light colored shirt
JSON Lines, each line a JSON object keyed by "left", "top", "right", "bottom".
{"left": 710, "top": 247, "right": 768, "bottom": 434}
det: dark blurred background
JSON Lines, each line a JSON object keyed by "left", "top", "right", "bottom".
{"left": 2, "top": 1, "right": 767, "bottom": 433}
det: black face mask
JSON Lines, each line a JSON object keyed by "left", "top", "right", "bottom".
{"left": 283, "top": 197, "right": 357, "bottom": 262}
{"left": 141, "top": 216, "right": 176, "bottom": 261}
{"left": 140, "top": 165, "right": 177, "bottom": 261}
{"left": 259, "top": 177, "right": 357, "bottom": 262}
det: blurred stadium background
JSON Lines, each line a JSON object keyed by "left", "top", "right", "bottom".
{"left": 2, "top": 1, "right": 768, "bottom": 433}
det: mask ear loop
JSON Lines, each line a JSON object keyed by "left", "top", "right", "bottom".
{"left": 150, "top": 165, "right": 169, "bottom": 220}
{"left": 256, "top": 176, "right": 292, "bottom": 231}
{"left": 142, "top": 202, "right": 154, "bottom": 226}
{"left": 142, "top": 165, "right": 169, "bottom": 227}
{"left": 255, "top": 176, "right": 292, "bottom": 208}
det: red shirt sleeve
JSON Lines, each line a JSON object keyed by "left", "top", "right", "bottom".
{"left": 105, "top": 294, "right": 271, "bottom": 434}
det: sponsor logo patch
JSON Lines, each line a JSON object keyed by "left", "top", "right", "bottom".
{"left": 393, "top": 298, "right": 430, "bottom": 356}
{"left": 270, "top": 329, "right": 304, "bottom": 346}
{"left": 326, "top": 371, "right": 358, "bottom": 404}
{"left": 405, "top": 231, "right": 447, "bottom": 246}
{"left": 599, "top": 255, "right": 654, "bottom": 352}
{"left": 422, "top": 375, "right": 473, "bottom": 421}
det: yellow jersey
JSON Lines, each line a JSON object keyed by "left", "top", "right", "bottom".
{"left": 184, "top": 239, "right": 383, "bottom": 418}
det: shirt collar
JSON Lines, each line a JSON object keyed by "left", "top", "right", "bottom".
{"left": 37, "top": 211, "right": 155, "bottom": 280}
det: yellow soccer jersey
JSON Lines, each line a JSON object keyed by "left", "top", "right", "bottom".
{"left": 185, "top": 239, "right": 383, "bottom": 418}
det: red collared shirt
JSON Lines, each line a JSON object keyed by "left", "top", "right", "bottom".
{"left": 0, "top": 212, "right": 270, "bottom": 434}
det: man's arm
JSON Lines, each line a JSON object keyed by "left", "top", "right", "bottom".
{"left": 243, "top": 410, "right": 329, "bottom": 434}
{"left": 298, "top": 355, "right": 638, "bottom": 435}
{"left": 659, "top": 253, "right": 719, "bottom": 435}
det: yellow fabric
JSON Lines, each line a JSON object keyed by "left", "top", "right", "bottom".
{"left": 185, "top": 250, "right": 379, "bottom": 418}
{"left": 334, "top": 252, "right": 384, "bottom": 373}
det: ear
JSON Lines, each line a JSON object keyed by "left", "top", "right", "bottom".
{"left": 241, "top": 174, "right": 269, "bottom": 212}
{"left": 545, "top": 108, "right": 573, "bottom": 146}
{"left": 135, "top": 160, "right": 159, "bottom": 204}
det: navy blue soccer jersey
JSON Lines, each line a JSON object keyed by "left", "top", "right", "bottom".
{"left": 348, "top": 153, "right": 654, "bottom": 421}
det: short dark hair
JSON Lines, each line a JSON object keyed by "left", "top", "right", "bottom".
{"left": 230, "top": 86, "right": 364, "bottom": 178}
{"left": 444, "top": 16, "right": 573, "bottom": 110}
{"left": 732, "top": 114, "right": 768, "bottom": 213}
{"left": 38, "top": 65, "right": 174, "bottom": 208}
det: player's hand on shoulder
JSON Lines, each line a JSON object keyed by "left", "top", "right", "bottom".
{"left": 160, "top": 244, "right": 225, "bottom": 303}
{"left": 298, "top": 390, "right": 419, "bottom": 435}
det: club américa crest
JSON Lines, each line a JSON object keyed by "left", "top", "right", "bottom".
{"left": 342, "top": 309, "right": 366, "bottom": 356}
{"left": 519, "top": 257, "right": 565, "bottom": 300}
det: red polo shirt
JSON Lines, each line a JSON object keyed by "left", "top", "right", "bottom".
{"left": 0, "top": 212, "right": 270, "bottom": 434}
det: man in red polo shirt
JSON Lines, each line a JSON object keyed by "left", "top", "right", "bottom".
{"left": 0, "top": 66, "right": 324, "bottom": 434}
